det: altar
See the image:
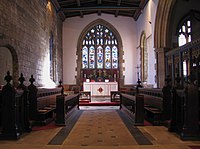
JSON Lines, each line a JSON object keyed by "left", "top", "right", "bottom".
{"left": 83, "top": 82, "right": 118, "bottom": 96}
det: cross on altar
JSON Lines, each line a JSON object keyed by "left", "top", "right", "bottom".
{"left": 98, "top": 69, "right": 102, "bottom": 76}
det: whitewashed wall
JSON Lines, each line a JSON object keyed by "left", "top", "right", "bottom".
{"left": 136, "top": 0, "right": 158, "bottom": 87}
{"left": 63, "top": 14, "right": 138, "bottom": 85}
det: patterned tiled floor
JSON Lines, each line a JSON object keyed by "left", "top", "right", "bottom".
{"left": 63, "top": 109, "right": 138, "bottom": 146}
{"left": 0, "top": 106, "right": 200, "bottom": 149}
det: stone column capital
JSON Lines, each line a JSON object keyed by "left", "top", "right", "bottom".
{"left": 155, "top": 48, "right": 166, "bottom": 53}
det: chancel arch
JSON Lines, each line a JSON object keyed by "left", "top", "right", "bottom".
{"left": 76, "top": 19, "right": 123, "bottom": 87}
{"left": 154, "top": 0, "right": 176, "bottom": 88}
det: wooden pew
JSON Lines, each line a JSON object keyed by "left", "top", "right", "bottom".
{"left": 120, "top": 93, "right": 144, "bottom": 125}
{"left": 0, "top": 71, "right": 28, "bottom": 140}
{"left": 56, "top": 94, "right": 79, "bottom": 126}
{"left": 138, "top": 88, "right": 170, "bottom": 125}
{"left": 29, "top": 88, "right": 62, "bottom": 125}
{"left": 17, "top": 73, "right": 31, "bottom": 132}
{"left": 169, "top": 85, "right": 200, "bottom": 140}
{"left": 28, "top": 75, "right": 62, "bottom": 125}
{"left": 138, "top": 88, "right": 163, "bottom": 125}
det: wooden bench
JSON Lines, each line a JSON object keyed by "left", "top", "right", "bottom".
{"left": 28, "top": 87, "right": 62, "bottom": 125}
{"left": 120, "top": 93, "right": 144, "bottom": 125}
{"left": 138, "top": 88, "right": 165, "bottom": 125}
{"left": 143, "top": 98, "right": 162, "bottom": 125}
{"left": 0, "top": 80, "right": 30, "bottom": 139}
{"left": 56, "top": 94, "right": 79, "bottom": 126}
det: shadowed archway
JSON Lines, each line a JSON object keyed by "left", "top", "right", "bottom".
{"left": 0, "top": 45, "right": 19, "bottom": 86}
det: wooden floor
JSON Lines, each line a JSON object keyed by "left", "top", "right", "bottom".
{"left": 0, "top": 106, "right": 200, "bottom": 149}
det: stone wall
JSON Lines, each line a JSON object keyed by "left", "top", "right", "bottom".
{"left": 0, "top": 0, "right": 62, "bottom": 86}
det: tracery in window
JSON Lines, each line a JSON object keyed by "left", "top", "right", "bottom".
{"left": 81, "top": 24, "right": 118, "bottom": 69}
{"left": 178, "top": 20, "right": 191, "bottom": 46}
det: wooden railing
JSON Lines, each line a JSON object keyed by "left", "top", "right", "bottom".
{"left": 169, "top": 85, "right": 200, "bottom": 140}
{"left": 165, "top": 38, "right": 200, "bottom": 88}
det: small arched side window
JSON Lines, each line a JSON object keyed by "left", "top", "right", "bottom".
{"left": 178, "top": 20, "right": 192, "bottom": 47}
{"left": 140, "top": 32, "right": 148, "bottom": 82}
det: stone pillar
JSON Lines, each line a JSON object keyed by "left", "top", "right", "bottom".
{"left": 155, "top": 48, "right": 166, "bottom": 88}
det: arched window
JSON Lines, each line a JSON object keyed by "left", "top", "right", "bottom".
{"left": 177, "top": 10, "right": 200, "bottom": 46}
{"left": 81, "top": 24, "right": 118, "bottom": 69}
{"left": 140, "top": 32, "right": 148, "bottom": 82}
{"left": 177, "top": 10, "right": 200, "bottom": 80}
{"left": 49, "top": 33, "right": 56, "bottom": 81}
{"left": 77, "top": 19, "right": 123, "bottom": 86}
{"left": 178, "top": 20, "right": 191, "bottom": 47}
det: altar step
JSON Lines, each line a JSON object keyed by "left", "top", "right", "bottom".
{"left": 79, "top": 99, "right": 91, "bottom": 103}
{"left": 79, "top": 101, "right": 120, "bottom": 106}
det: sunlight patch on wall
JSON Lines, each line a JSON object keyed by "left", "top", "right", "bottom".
{"left": 41, "top": 53, "right": 56, "bottom": 88}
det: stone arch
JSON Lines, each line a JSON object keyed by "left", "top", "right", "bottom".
{"left": 0, "top": 44, "right": 19, "bottom": 86}
{"left": 76, "top": 18, "right": 124, "bottom": 87}
{"left": 154, "top": 0, "right": 176, "bottom": 88}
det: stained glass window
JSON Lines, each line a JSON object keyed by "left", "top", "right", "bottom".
{"left": 81, "top": 24, "right": 118, "bottom": 69}
{"left": 89, "top": 46, "right": 95, "bottom": 69}
{"left": 105, "top": 46, "right": 111, "bottom": 69}
{"left": 97, "top": 46, "right": 103, "bottom": 69}
{"left": 82, "top": 46, "right": 88, "bottom": 69}
{"left": 112, "top": 46, "right": 118, "bottom": 69}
